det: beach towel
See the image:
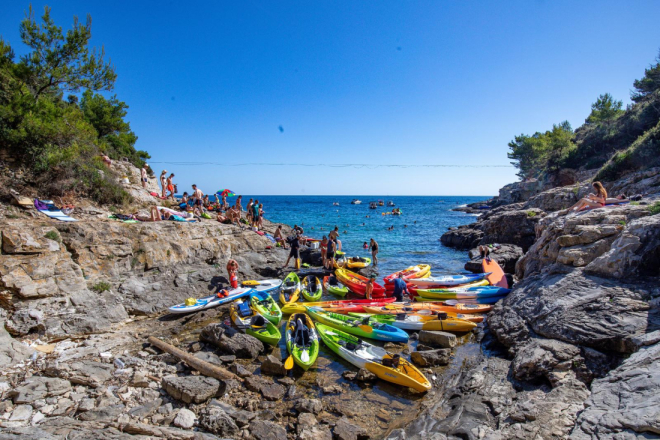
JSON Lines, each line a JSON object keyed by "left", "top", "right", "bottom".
{"left": 35, "top": 199, "right": 77, "bottom": 222}
{"left": 108, "top": 215, "right": 139, "bottom": 224}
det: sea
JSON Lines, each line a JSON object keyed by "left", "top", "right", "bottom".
{"left": 243, "top": 195, "right": 486, "bottom": 281}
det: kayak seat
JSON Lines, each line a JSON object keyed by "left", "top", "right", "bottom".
{"left": 436, "top": 312, "right": 448, "bottom": 320}
{"left": 345, "top": 342, "right": 359, "bottom": 351}
{"left": 237, "top": 302, "right": 252, "bottom": 318}
{"left": 294, "top": 318, "right": 310, "bottom": 347}
{"left": 395, "top": 313, "right": 407, "bottom": 321}
{"left": 251, "top": 315, "right": 267, "bottom": 327}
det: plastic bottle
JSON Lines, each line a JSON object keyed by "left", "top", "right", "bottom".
{"left": 113, "top": 358, "right": 125, "bottom": 369}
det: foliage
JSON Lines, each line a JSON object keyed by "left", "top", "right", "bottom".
{"left": 526, "top": 210, "right": 537, "bottom": 218}
{"left": 91, "top": 281, "right": 111, "bottom": 293}
{"left": 0, "top": 6, "right": 150, "bottom": 205}
{"left": 585, "top": 93, "right": 623, "bottom": 124}
{"left": 44, "top": 230, "right": 60, "bottom": 242}
{"left": 632, "top": 51, "right": 660, "bottom": 102}
{"left": 507, "top": 121, "right": 574, "bottom": 180}
{"left": 650, "top": 202, "right": 660, "bottom": 216}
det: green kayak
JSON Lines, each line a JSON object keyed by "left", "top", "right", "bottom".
{"left": 302, "top": 276, "right": 323, "bottom": 302}
{"left": 285, "top": 313, "right": 319, "bottom": 370}
{"left": 306, "top": 307, "right": 409, "bottom": 342}
{"left": 250, "top": 291, "right": 282, "bottom": 325}
{"left": 323, "top": 275, "right": 348, "bottom": 297}
{"left": 230, "top": 300, "right": 281, "bottom": 346}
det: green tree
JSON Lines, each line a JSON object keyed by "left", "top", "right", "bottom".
{"left": 507, "top": 121, "right": 574, "bottom": 179}
{"left": 586, "top": 93, "right": 624, "bottom": 124}
{"left": 17, "top": 5, "right": 116, "bottom": 101}
{"left": 632, "top": 50, "right": 660, "bottom": 102}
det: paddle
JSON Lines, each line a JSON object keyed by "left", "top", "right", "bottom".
{"left": 243, "top": 280, "right": 260, "bottom": 286}
{"left": 284, "top": 355, "right": 294, "bottom": 370}
{"left": 358, "top": 324, "right": 373, "bottom": 333}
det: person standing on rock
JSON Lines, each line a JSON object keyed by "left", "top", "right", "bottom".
{"left": 227, "top": 259, "right": 239, "bottom": 288}
{"left": 325, "top": 237, "right": 336, "bottom": 270}
{"left": 283, "top": 234, "right": 302, "bottom": 269}
{"left": 246, "top": 198, "right": 254, "bottom": 224}
{"left": 365, "top": 275, "right": 376, "bottom": 300}
{"left": 391, "top": 274, "right": 410, "bottom": 302}
{"left": 141, "top": 163, "right": 149, "bottom": 189}
{"left": 160, "top": 170, "right": 168, "bottom": 198}
{"left": 320, "top": 236, "right": 328, "bottom": 266}
{"left": 370, "top": 238, "right": 379, "bottom": 266}
{"left": 252, "top": 199, "right": 260, "bottom": 229}
{"left": 166, "top": 173, "right": 176, "bottom": 200}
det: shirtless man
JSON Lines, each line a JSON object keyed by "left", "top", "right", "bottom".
{"left": 141, "top": 164, "right": 149, "bottom": 189}
{"left": 246, "top": 199, "right": 254, "bottom": 223}
{"left": 191, "top": 184, "right": 204, "bottom": 215}
{"left": 166, "top": 174, "right": 176, "bottom": 200}
{"left": 328, "top": 226, "right": 341, "bottom": 251}
{"left": 274, "top": 225, "right": 286, "bottom": 248}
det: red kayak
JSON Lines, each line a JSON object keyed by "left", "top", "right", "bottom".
{"left": 281, "top": 297, "right": 395, "bottom": 314}
{"left": 383, "top": 264, "right": 431, "bottom": 284}
{"left": 335, "top": 268, "right": 387, "bottom": 298}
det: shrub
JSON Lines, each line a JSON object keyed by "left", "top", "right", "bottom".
{"left": 44, "top": 230, "right": 60, "bottom": 242}
{"left": 91, "top": 281, "right": 111, "bottom": 293}
{"left": 650, "top": 202, "right": 660, "bottom": 216}
{"left": 527, "top": 211, "right": 537, "bottom": 218}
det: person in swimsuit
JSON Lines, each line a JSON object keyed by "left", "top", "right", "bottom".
{"left": 564, "top": 181, "right": 608, "bottom": 214}
{"left": 370, "top": 238, "right": 379, "bottom": 266}
{"left": 325, "top": 238, "right": 336, "bottom": 270}
{"left": 141, "top": 164, "right": 149, "bottom": 188}
{"left": 365, "top": 275, "right": 376, "bottom": 300}
{"left": 160, "top": 170, "right": 168, "bottom": 198}
{"left": 283, "top": 234, "right": 302, "bottom": 268}
{"left": 274, "top": 225, "right": 286, "bottom": 247}
{"left": 226, "top": 259, "right": 239, "bottom": 288}
{"left": 258, "top": 204, "right": 264, "bottom": 229}
{"left": 166, "top": 174, "right": 176, "bottom": 200}
{"left": 246, "top": 199, "right": 254, "bottom": 223}
{"left": 320, "top": 236, "right": 328, "bottom": 266}
{"left": 252, "top": 199, "right": 260, "bottom": 228}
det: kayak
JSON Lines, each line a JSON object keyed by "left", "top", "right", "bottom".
{"left": 249, "top": 279, "right": 283, "bottom": 293}
{"left": 483, "top": 259, "right": 508, "bottom": 288}
{"left": 168, "top": 287, "right": 253, "bottom": 314}
{"left": 282, "top": 298, "right": 396, "bottom": 315}
{"left": 335, "top": 255, "right": 371, "bottom": 269}
{"left": 335, "top": 268, "right": 386, "bottom": 298}
{"left": 306, "top": 307, "right": 408, "bottom": 342}
{"left": 249, "top": 291, "right": 282, "bottom": 324}
{"left": 363, "top": 302, "right": 492, "bottom": 315}
{"left": 280, "top": 272, "right": 301, "bottom": 304}
{"left": 285, "top": 313, "right": 319, "bottom": 370}
{"left": 383, "top": 264, "right": 431, "bottom": 283}
{"left": 415, "top": 295, "right": 508, "bottom": 305}
{"left": 407, "top": 273, "right": 491, "bottom": 287}
{"left": 230, "top": 300, "right": 282, "bottom": 346}
{"left": 323, "top": 276, "right": 349, "bottom": 297}
{"left": 359, "top": 306, "right": 484, "bottom": 323}
{"left": 316, "top": 324, "right": 430, "bottom": 392}
{"left": 301, "top": 276, "right": 323, "bottom": 302}
{"left": 416, "top": 286, "right": 511, "bottom": 300}
{"left": 385, "top": 279, "right": 489, "bottom": 293}
{"left": 350, "top": 312, "right": 477, "bottom": 332}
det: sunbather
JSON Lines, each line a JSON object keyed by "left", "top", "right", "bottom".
{"left": 562, "top": 181, "right": 608, "bottom": 214}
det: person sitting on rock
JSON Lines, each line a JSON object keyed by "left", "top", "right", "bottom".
{"left": 562, "top": 181, "right": 608, "bottom": 214}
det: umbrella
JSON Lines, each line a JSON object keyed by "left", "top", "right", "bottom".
{"left": 216, "top": 189, "right": 236, "bottom": 197}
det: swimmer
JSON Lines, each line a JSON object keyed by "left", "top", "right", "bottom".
{"left": 404, "top": 225, "right": 407, "bottom": 228}
{"left": 343, "top": 230, "right": 347, "bottom": 234}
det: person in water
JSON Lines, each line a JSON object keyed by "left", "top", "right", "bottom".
{"left": 363, "top": 242, "right": 368, "bottom": 249}
{"left": 391, "top": 273, "right": 410, "bottom": 302}
{"left": 563, "top": 181, "right": 608, "bottom": 214}
{"left": 365, "top": 275, "right": 376, "bottom": 300}
{"left": 370, "top": 238, "right": 379, "bottom": 266}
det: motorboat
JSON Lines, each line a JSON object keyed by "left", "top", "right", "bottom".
{"left": 378, "top": 200, "right": 384, "bottom": 206}
{"left": 333, "top": 202, "right": 340, "bottom": 206}
{"left": 387, "top": 201, "right": 395, "bottom": 207}
{"left": 351, "top": 199, "right": 362, "bottom": 205}
{"left": 369, "top": 202, "right": 378, "bottom": 209}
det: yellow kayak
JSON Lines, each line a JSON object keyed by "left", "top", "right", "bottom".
{"left": 280, "top": 272, "right": 301, "bottom": 305}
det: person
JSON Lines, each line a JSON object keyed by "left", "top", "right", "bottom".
{"left": 326, "top": 237, "right": 336, "bottom": 270}
{"left": 100, "top": 154, "right": 112, "bottom": 168}
{"left": 222, "top": 194, "right": 229, "bottom": 210}
{"left": 274, "top": 225, "right": 286, "bottom": 247}
{"left": 370, "top": 238, "right": 379, "bottom": 266}
{"left": 365, "top": 275, "right": 376, "bottom": 300}
{"left": 235, "top": 196, "right": 243, "bottom": 215}
{"left": 166, "top": 174, "right": 176, "bottom": 200}
{"left": 246, "top": 198, "right": 254, "bottom": 223}
{"left": 160, "top": 170, "right": 168, "bottom": 198}
{"left": 391, "top": 274, "right": 410, "bottom": 302}
{"left": 141, "top": 164, "right": 149, "bottom": 189}
{"left": 320, "top": 236, "right": 328, "bottom": 265}
{"left": 363, "top": 242, "right": 368, "bottom": 249}
{"left": 478, "top": 245, "right": 491, "bottom": 261}
{"left": 226, "top": 206, "right": 240, "bottom": 225}
{"left": 227, "top": 259, "right": 239, "bottom": 288}
{"left": 283, "top": 234, "right": 302, "bottom": 268}
{"left": 203, "top": 195, "right": 210, "bottom": 208}
{"left": 258, "top": 203, "right": 264, "bottom": 229}
{"left": 252, "top": 199, "right": 260, "bottom": 228}
{"left": 563, "top": 181, "right": 609, "bottom": 214}
{"left": 294, "top": 225, "right": 304, "bottom": 236}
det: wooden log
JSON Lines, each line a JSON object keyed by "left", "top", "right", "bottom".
{"left": 147, "top": 336, "right": 241, "bottom": 382}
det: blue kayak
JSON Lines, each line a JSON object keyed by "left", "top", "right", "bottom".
{"left": 168, "top": 287, "right": 254, "bottom": 314}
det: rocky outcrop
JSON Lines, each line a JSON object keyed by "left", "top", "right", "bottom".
{"left": 465, "top": 243, "right": 523, "bottom": 274}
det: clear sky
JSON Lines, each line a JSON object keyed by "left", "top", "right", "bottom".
{"left": 2, "top": 1, "right": 659, "bottom": 196}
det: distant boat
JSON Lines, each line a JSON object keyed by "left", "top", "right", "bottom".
{"left": 369, "top": 202, "right": 378, "bottom": 209}
{"left": 351, "top": 199, "right": 362, "bottom": 205}
{"left": 333, "top": 202, "right": 340, "bottom": 206}
{"left": 378, "top": 200, "right": 384, "bottom": 206}
{"left": 387, "top": 201, "right": 395, "bottom": 207}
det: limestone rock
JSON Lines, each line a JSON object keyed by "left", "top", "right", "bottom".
{"left": 0, "top": 322, "right": 35, "bottom": 369}
{"left": 356, "top": 368, "right": 377, "bottom": 382}
{"left": 260, "top": 354, "right": 286, "bottom": 376}
{"left": 10, "top": 377, "right": 71, "bottom": 404}
{"left": 201, "top": 323, "right": 264, "bottom": 359}
{"left": 418, "top": 330, "right": 457, "bottom": 349}
{"left": 173, "top": 408, "right": 196, "bottom": 429}
{"left": 162, "top": 375, "right": 220, "bottom": 404}
{"left": 198, "top": 406, "right": 240, "bottom": 437}
{"left": 465, "top": 243, "right": 523, "bottom": 274}
{"left": 411, "top": 349, "right": 451, "bottom": 367}
{"left": 249, "top": 419, "right": 287, "bottom": 440}
{"left": 295, "top": 398, "right": 323, "bottom": 415}
{"left": 333, "top": 417, "right": 366, "bottom": 440}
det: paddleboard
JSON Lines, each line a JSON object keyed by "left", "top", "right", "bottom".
{"left": 168, "top": 287, "right": 254, "bottom": 314}
{"left": 482, "top": 259, "right": 508, "bottom": 288}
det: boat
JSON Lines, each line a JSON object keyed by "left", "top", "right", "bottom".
{"left": 483, "top": 259, "right": 508, "bottom": 288}
{"left": 358, "top": 307, "right": 483, "bottom": 323}
{"left": 369, "top": 202, "right": 378, "bottom": 209}
{"left": 230, "top": 300, "right": 281, "bottom": 346}
{"left": 363, "top": 302, "right": 492, "bottom": 315}
{"left": 301, "top": 275, "right": 323, "bottom": 302}
{"left": 249, "top": 291, "right": 282, "bottom": 324}
{"left": 351, "top": 312, "right": 477, "bottom": 333}
{"left": 242, "top": 279, "right": 283, "bottom": 293}
{"left": 168, "top": 287, "right": 253, "bottom": 314}
{"left": 307, "top": 307, "right": 408, "bottom": 342}
{"left": 389, "top": 279, "right": 490, "bottom": 293}
{"left": 316, "top": 324, "right": 431, "bottom": 392}
{"left": 387, "top": 201, "right": 395, "bottom": 207}
{"left": 406, "top": 273, "right": 491, "bottom": 287}
{"left": 383, "top": 264, "right": 431, "bottom": 283}
{"left": 282, "top": 297, "right": 396, "bottom": 315}
{"left": 280, "top": 272, "right": 301, "bottom": 304}
{"left": 333, "top": 202, "right": 340, "bottom": 206}
{"left": 378, "top": 200, "right": 384, "bottom": 206}
{"left": 335, "top": 268, "right": 386, "bottom": 298}
{"left": 285, "top": 313, "right": 319, "bottom": 370}
{"left": 415, "top": 286, "right": 511, "bottom": 300}
{"left": 335, "top": 255, "right": 371, "bottom": 270}
{"left": 415, "top": 295, "right": 507, "bottom": 305}
{"left": 351, "top": 199, "right": 362, "bottom": 205}
{"left": 323, "top": 275, "right": 349, "bottom": 297}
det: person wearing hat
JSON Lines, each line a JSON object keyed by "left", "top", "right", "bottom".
{"left": 391, "top": 273, "right": 410, "bottom": 302}
{"left": 365, "top": 274, "right": 376, "bottom": 300}
{"left": 160, "top": 170, "right": 168, "bottom": 198}
{"left": 141, "top": 163, "right": 149, "bottom": 189}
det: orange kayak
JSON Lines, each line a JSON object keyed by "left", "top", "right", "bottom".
{"left": 363, "top": 302, "right": 492, "bottom": 315}
{"left": 362, "top": 305, "right": 485, "bottom": 323}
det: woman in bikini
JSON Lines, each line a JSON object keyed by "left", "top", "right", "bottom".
{"left": 320, "top": 236, "right": 328, "bottom": 266}
{"left": 564, "top": 181, "right": 608, "bottom": 214}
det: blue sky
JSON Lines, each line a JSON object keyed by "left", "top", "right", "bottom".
{"left": 2, "top": 1, "right": 659, "bottom": 196}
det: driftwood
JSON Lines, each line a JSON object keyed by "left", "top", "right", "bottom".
{"left": 147, "top": 336, "right": 241, "bottom": 382}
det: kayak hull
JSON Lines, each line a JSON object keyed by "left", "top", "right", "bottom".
{"left": 168, "top": 287, "right": 253, "bottom": 314}
{"left": 351, "top": 313, "right": 477, "bottom": 332}
{"left": 280, "top": 272, "right": 301, "bottom": 305}
{"left": 383, "top": 264, "right": 431, "bottom": 283}
{"left": 335, "top": 268, "right": 386, "bottom": 298}
{"left": 407, "top": 273, "right": 490, "bottom": 287}
{"left": 282, "top": 298, "right": 396, "bottom": 315}
{"left": 323, "top": 276, "right": 349, "bottom": 297}
{"left": 285, "top": 313, "right": 319, "bottom": 370}
{"left": 316, "top": 324, "right": 430, "bottom": 392}
{"left": 301, "top": 276, "right": 323, "bottom": 302}
{"left": 416, "top": 287, "right": 511, "bottom": 300}
{"left": 363, "top": 302, "right": 492, "bottom": 315}
{"left": 307, "top": 307, "right": 408, "bottom": 342}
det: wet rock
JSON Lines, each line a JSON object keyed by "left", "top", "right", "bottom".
{"left": 512, "top": 338, "right": 580, "bottom": 383}
{"left": 230, "top": 363, "right": 253, "bottom": 378}
{"left": 219, "top": 354, "right": 237, "bottom": 364}
{"left": 209, "top": 400, "right": 258, "bottom": 427}
{"left": 201, "top": 323, "right": 264, "bottom": 359}
{"left": 249, "top": 419, "right": 287, "bottom": 440}
{"left": 295, "top": 398, "right": 323, "bottom": 415}
{"left": 162, "top": 375, "right": 220, "bottom": 404}
{"left": 418, "top": 330, "right": 457, "bottom": 349}
{"left": 10, "top": 377, "right": 71, "bottom": 404}
{"left": 260, "top": 382, "right": 286, "bottom": 401}
{"left": 198, "top": 406, "right": 240, "bottom": 437}
{"left": 465, "top": 244, "right": 523, "bottom": 274}
{"left": 342, "top": 371, "right": 357, "bottom": 381}
{"left": 333, "top": 416, "right": 366, "bottom": 440}
{"left": 411, "top": 349, "right": 451, "bottom": 367}
{"left": 356, "top": 368, "right": 377, "bottom": 383}
{"left": 261, "top": 355, "right": 286, "bottom": 376}
{"left": 297, "top": 413, "right": 332, "bottom": 440}
{"left": 173, "top": 408, "right": 196, "bottom": 429}
{"left": 440, "top": 225, "right": 483, "bottom": 249}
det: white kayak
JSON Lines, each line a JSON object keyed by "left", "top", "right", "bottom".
{"left": 407, "top": 273, "right": 491, "bottom": 287}
{"left": 168, "top": 287, "right": 254, "bottom": 314}
{"left": 251, "top": 279, "right": 283, "bottom": 293}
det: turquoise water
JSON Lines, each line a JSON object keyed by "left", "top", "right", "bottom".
{"left": 244, "top": 195, "right": 486, "bottom": 281}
